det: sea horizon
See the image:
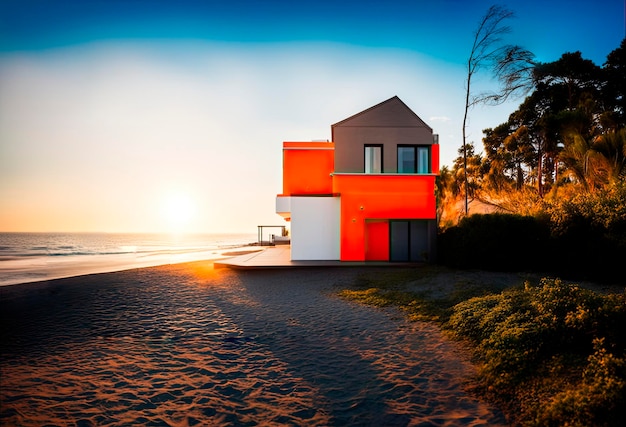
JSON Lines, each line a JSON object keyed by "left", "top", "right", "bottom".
{"left": 0, "top": 232, "right": 258, "bottom": 287}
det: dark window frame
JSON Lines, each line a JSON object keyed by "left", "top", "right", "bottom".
{"left": 397, "top": 144, "right": 431, "bottom": 174}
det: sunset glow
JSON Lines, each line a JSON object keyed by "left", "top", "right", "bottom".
{"left": 0, "top": 0, "right": 622, "bottom": 233}
{"left": 160, "top": 193, "right": 196, "bottom": 233}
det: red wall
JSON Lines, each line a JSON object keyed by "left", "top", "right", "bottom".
{"left": 282, "top": 142, "right": 334, "bottom": 196}
{"left": 431, "top": 143, "right": 440, "bottom": 174}
{"left": 333, "top": 174, "right": 436, "bottom": 261}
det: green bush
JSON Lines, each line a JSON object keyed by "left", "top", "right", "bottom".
{"left": 438, "top": 184, "right": 626, "bottom": 282}
{"left": 543, "top": 182, "right": 626, "bottom": 282}
{"left": 537, "top": 338, "right": 626, "bottom": 427}
{"left": 438, "top": 213, "right": 551, "bottom": 271}
{"left": 545, "top": 182, "right": 626, "bottom": 240}
{"left": 447, "top": 278, "right": 626, "bottom": 426}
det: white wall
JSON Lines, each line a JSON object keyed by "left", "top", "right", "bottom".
{"left": 290, "top": 196, "right": 340, "bottom": 260}
{"left": 275, "top": 196, "right": 291, "bottom": 219}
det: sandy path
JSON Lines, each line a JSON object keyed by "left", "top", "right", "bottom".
{"left": 1, "top": 263, "right": 507, "bottom": 426}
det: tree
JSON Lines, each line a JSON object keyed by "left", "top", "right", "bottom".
{"left": 559, "top": 131, "right": 596, "bottom": 191}
{"left": 533, "top": 52, "right": 603, "bottom": 111}
{"left": 483, "top": 122, "right": 536, "bottom": 191}
{"left": 483, "top": 124, "right": 515, "bottom": 191}
{"left": 462, "top": 5, "right": 534, "bottom": 214}
{"left": 453, "top": 143, "right": 483, "bottom": 200}
{"left": 489, "top": 51, "right": 604, "bottom": 196}
{"left": 602, "top": 38, "right": 626, "bottom": 129}
{"left": 591, "top": 128, "right": 626, "bottom": 185}
{"left": 436, "top": 165, "right": 455, "bottom": 225}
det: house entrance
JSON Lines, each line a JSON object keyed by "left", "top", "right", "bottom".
{"left": 389, "top": 220, "right": 429, "bottom": 262}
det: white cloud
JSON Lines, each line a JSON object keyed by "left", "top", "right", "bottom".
{"left": 429, "top": 116, "right": 451, "bottom": 123}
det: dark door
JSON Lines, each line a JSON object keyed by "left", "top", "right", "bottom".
{"left": 390, "top": 220, "right": 429, "bottom": 262}
{"left": 410, "top": 220, "right": 429, "bottom": 261}
{"left": 390, "top": 221, "right": 409, "bottom": 261}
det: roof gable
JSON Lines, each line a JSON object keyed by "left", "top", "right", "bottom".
{"left": 331, "top": 96, "right": 432, "bottom": 131}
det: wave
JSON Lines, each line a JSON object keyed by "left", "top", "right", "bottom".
{"left": 0, "top": 232, "right": 257, "bottom": 286}
{"left": 1, "top": 233, "right": 255, "bottom": 258}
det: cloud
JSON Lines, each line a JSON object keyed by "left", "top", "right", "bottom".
{"left": 429, "top": 116, "right": 451, "bottom": 123}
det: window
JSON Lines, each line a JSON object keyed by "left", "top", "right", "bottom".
{"left": 397, "top": 145, "right": 430, "bottom": 173}
{"left": 417, "top": 146, "right": 430, "bottom": 173}
{"left": 365, "top": 145, "right": 382, "bottom": 173}
{"left": 398, "top": 146, "right": 416, "bottom": 173}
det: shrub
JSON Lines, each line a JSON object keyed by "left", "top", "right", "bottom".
{"left": 538, "top": 339, "right": 626, "bottom": 427}
{"left": 447, "top": 278, "right": 626, "bottom": 425}
{"left": 544, "top": 182, "right": 626, "bottom": 240}
{"left": 542, "top": 182, "right": 626, "bottom": 282}
{"left": 438, "top": 184, "right": 626, "bottom": 282}
{"left": 438, "top": 213, "right": 550, "bottom": 271}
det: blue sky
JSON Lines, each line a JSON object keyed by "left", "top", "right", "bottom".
{"left": 1, "top": 0, "right": 624, "bottom": 232}
{"left": 2, "top": 0, "right": 621, "bottom": 64}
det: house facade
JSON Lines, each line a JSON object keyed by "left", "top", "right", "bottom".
{"left": 276, "top": 96, "right": 439, "bottom": 262}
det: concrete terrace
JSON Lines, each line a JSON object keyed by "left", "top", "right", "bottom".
{"left": 214, "top": 245, "right": 419, "bottom": 269}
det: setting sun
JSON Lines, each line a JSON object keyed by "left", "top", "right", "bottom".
{"left": 160, "top": 193, "right": 196, "bottom": 232}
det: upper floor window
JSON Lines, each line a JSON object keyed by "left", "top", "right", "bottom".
{"left": 365, "top": 145, "right": 383, "bottom": 173}
{"left": 398, "top": 145, "right": 430, "bottom": 173}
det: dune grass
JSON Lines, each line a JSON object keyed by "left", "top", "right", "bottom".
{"left": 338, "top": 268, "right": 626, "bottom": 426}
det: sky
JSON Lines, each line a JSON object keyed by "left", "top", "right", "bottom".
{"left": 1, "top": 0, "right": 624, "bottom": 233}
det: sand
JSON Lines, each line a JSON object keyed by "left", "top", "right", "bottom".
{"left": 0, "top": 262, "right": 507, "bottom": 426}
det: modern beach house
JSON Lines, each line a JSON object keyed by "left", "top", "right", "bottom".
{"left": 276, "top": 96, "right": 439, "bottom": 262}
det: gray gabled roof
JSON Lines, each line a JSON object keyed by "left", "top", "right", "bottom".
{"left": 331, "top": 96, "right": 432, "bottom": 131}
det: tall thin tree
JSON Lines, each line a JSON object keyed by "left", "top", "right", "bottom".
{"left": 462, "top": 5, "right": 534, "bottom": 214}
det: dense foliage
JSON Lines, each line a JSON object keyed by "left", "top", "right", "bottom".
{"left": 429, "top": 34, "right": 626, "bottom": 425}
{"left": 438, "top": 213, "right": 550, "bottom": 271}
{"left": 391, "top": 33, "right": 626, "bottom": 427}
{"left": 438, "top": 38, "right": 626, "bottom": 283}
{"left": 480, "top": 40, "right": 626, "bottom": 196}
{"left": 438, "top": 182, "right": 626, "bottom": 283}
{"left": 448, "top": 278, "right": 626, "bottom": 426}
{"left": 439, "top": 38, "right": 626, "bottom": 227}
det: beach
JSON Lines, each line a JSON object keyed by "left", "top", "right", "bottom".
{"left": 0, "top": 262, "right": 507, "bottom": 426}
{"left": 0, "top": 232, "right": 258, "bottom": 287}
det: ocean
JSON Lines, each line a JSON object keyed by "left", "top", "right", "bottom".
{"left": 0, "top": 232, "right": 257, "bottom": 286}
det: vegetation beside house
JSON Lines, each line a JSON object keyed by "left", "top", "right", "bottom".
{"left": 437, "top": 39, "right": 626, "bottom": 233}
{"left": 341, "top": 38, "right": 626, "bottom": 426}
{"left": 438, "top": 181, "right": 626, "bottom": 283}
{"left": 437, "top": 38, "right": 626, "bottom": 283}
{"left": 436, "top": 38, "right": 626, "bottom": 425}
{"left": 339, "top": 271, "right": 625, "bottom": 426}
{"left": 449, "top": 278, "right": 626, "bottom": 426}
